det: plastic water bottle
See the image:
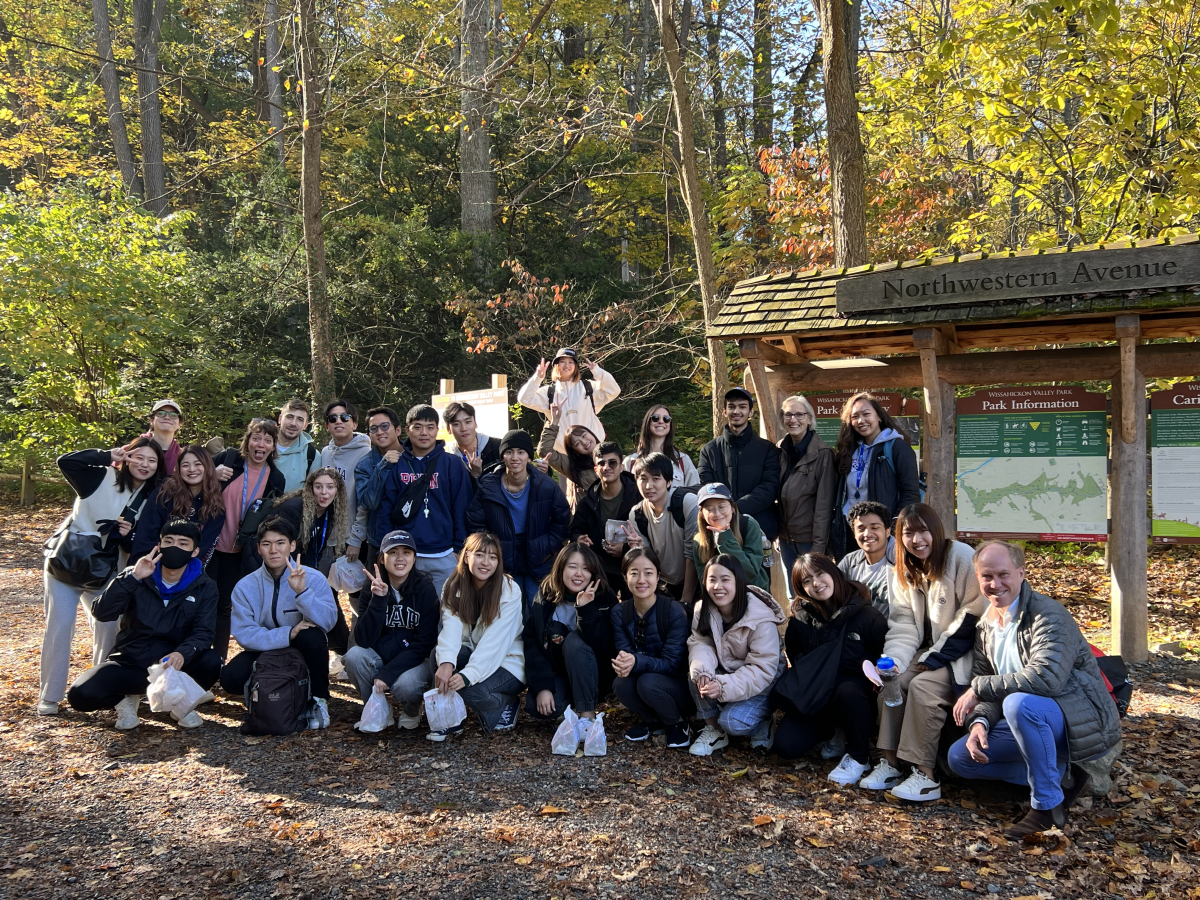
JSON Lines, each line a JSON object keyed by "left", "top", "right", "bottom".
{"left": 761, "top": 537, "right": 774, "bottom": 568}
{"left": 877, "top": 657, "right": 903, "bottom": 707}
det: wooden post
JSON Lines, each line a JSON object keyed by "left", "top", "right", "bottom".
{"left": 439, "top": 379, "right": 455, "bottom": 395}
{"left": 739, "top": 339, "right": 781, "bottom": 443}
{"left": 1111, "top": 316, "right": 1148, "bottom": 662}
{"left": 20, "top": 457, "right": 36, "bottom": 507}
{"left": 491, "top": 374, "right": 507, "bottom": 390}
{"left": 913, "top": 329, "right": 957, "bottom": 533}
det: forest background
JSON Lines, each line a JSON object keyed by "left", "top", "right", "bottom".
{"left": 1, "top": 0, "right": 1198, "bottom": 478}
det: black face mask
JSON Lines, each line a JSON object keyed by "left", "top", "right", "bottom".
{"left": 159, "top": 545, "right": 195, "bottom": 571}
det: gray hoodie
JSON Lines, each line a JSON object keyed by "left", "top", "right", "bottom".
{"left": 275, "top": 430, "right": 318, "bottom": 493}
{"left": 322, "top": 432, "right": 372, "bottom": 548}
{"left": 230, "top": 564, "right": 338, "bottom": 652}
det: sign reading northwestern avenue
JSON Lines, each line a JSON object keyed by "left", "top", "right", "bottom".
{"left": 834, "top": 242, "right": 1200, "bottom": 314}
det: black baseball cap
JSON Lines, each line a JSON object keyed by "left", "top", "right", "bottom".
{"left": 552, "top": 348, "right": 578, "bottom": 364}
{"left": 724, "top": 387, "right": 755, "bottom": 407}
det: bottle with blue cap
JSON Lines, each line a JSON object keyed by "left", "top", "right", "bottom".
{"left": 877, "top": 657, "right": 903, "bottom": 707}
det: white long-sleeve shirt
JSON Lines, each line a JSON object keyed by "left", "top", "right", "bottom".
{"left": 517, "top": 367, "right": 620, "bottom": 453}
{"left": 435, "top": 575, "right": 525, "bottom": 685}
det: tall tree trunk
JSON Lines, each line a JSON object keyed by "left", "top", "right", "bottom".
{"left": 265, "top": 0, "right": 286, "bottom": 162}
{"left": 90, "top": 0, "right": 141, "bottom": 196}
{"left": 752, "top": 0, "right": 773, "bottom": 148}
{"left": 702, "top": 5, "right": 728, "bottom": 179}
{"left": 654, "top": 0, "right": 729, "bottom": 436}
{"left": 813, "top": 0, "right": 866, "bottom": 266}
{"left": 461, "top": 0, "right": 497, "bottom": 267}
{"left": 297, "top": 0, "right": 335, "bottom": 404}
{"left": 132, "top": 0, "right": 167, "bottom": 215}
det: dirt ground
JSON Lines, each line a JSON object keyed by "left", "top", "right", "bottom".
{"left": 2, "top": 500, "right": 1199, "bottom": 899}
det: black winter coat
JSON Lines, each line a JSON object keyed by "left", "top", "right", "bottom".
{"left": 610, "top": 595, "right": 690, "bottom": 677}
{"left": 465, "top": 466, "right": 570, "bottom": 581}
{"left": 87, "top": 567, "right": 219, "bottom": 668}
{"left": 568, "top": 472, "right": 640, "bottom": 591}
{"left": 353, "top": 570, "right": 440, "bottom": 686}
{"left": 697, "top": 426, "right": 781, "bottom": 540}
{"left": 830, "top": 436, "right": 921, "bottom": 559}
{"left": 523, "top": 586, "right": 619, "bottom": 697}
{"left": 785, "top": 594, "right": 888, "bottom": 681}
{"left": 131, "top": 488, "right": 226, "bottom": 567}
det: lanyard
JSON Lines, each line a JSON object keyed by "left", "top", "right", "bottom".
{"left": 853, "top": 443, "right": 870, "bottom": 496}
{"left": 242, "top": 464, "right": 268, "bottom": 513}
{"left": 313, "top": 513, "right": 329, "bottom": 557}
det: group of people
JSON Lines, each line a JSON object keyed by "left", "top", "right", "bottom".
{"left": 38, "top": 349, "right": 1122, "bottom": 838}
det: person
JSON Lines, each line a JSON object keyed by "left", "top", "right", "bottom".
{"left": 465, "top": 429, "right": 571, "bottom": 608}
{"left": 375, "top": 404, "right": 473, "bottom": 600}
{"left": 211, "top": 419, "right": 287, "bottom": 659}
{"left": 251, "top": 467, "right": 349, "bottom": 573}
{"left": 622, "top": 405, "right": 699, "bottom": 488}
{"left": 610, "top": 547, "right": 693, "bottom": 748}
{"left": 66, "top": 519, "right": 222, "bottom": 729}
{"left": 691, "top": 483, "right": 769, "bottom": 591}
{"left": 697, "top": 387, "right": 781, "bottom": 543}
{"left": 948, "top": 542, "right": 1121, "bottom": 839}
{"left": 444, "top": 401, "right": 500, "bottom": 482}
{"left": 686, "top": 555, "right": 786, "bottom": 756}
{"left": 829, "top": 392, "right": 921, "bottom": 559}
{"left": 836, "top": 501, "right": 896, "bottom": 616}
{"left": 524, "top": 543, "right": 619, "bottom": 733}
{"left": 144, "top": 399, "right": 185, "bottom": 475}
{"left": 343, "top": 530, "right": 440, "bottom": 730}
{"left": 220, "top": 517, "right": 339, "bottom": 729}
{"left": 858, "top": 502, "right": 986, "bottom": 801}
{"left": 274, "top": 399, "right": 320, "bottom": 492}
{"left": 131, "top": 444, "right": 226, "bottom": 567}
{"left": 431, "top": 532, "right": 526, "bottom": 739}
{"left": 355, "top": 406, "right": 403, "bottom": 578}
{"left": 772, "top": 554, "right": 887, "bottom": 785}
{"left": 535, "top": 407, "right": 599, "bottom": 509}
{"left": 319, "top": 399, "right": 372, "bottom": 567}
{"left": 517, "top": 347, "right": 621, "bottom": 453}
{"left": 39, "top": 438, "right": 165, "bottom": 716}
{"left": 623, "top": 452, "right": 699, "bottom": 606}
{"left": 775, "top": 395, "right": 835, "bottom": 595}
{"left": 569, "top": 440, "right": 640, "bottom": 596}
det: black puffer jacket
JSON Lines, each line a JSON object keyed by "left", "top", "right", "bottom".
{"left": 523, "top": 586, "right": 619, "bottom": 698}
{"left": 785, "top": 593, "right": 888, "bottom": 681}
{"left": 698, "top": 426, "right": 781, "bottom": 540}
{"left": 465, "top": 466, "right": 570, "bottom": 580}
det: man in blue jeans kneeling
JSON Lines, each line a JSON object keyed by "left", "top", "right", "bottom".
{"left": 948, "top": 540, "right": 1121, "bottom": 839}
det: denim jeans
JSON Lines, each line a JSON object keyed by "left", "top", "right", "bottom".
{"left": 342, "top": 645, "right": 432, "bottom": 713}
{"left": 689, "top": 678, "right": 774, "bottom": 737}
{"left": 948, "top": 692, "right": 1069, "bottom": 810}
{"left": 449, "top": 646, "right": 524, "bottom": 731}
{"left": 778, "top": 541, "right": 812, "bottom": 602}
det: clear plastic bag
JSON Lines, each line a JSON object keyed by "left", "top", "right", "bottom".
{"left": 354, "top": 684, "right": 395, "bottom": 732}
{"left": 146, "top": 660, "right": 207, "bottom": 717}
{"left": 423, "top": 688, "right": 467, "bottom": 733}
{"left": 583, "top": 712, "right": 607, "bottom": 757}
{"left": 551, "top": 704, "right": 581, "bottom": 755}
{"left": 327, "top": 556, "right": 368, "bottom": 593}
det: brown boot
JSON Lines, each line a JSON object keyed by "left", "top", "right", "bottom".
{"left": 1062, "top": 764, "right": 1092, "bottom": 809}
{"left": 1004, "top": 804, "right": 1067, "bottom": 840}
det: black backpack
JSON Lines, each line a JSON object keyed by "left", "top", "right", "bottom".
{"left": 240, "top": 648, "right": 311, "bottom": 736}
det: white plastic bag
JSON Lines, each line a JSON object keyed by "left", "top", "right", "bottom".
{"left": 327, "top": 556, "right": 368, "bottom": 593}
{"left": 354, "top": 684, "right": 395, "bottom": 732}
{"left": 583, "top": 712, "right": 607, "bottom": 757}
{"left": 146, "top": 660, "right": 207, "bottom": 717}
{"left": 551, "top": 704, "right": 581, "bottom": 755}
{"left": 423, "top": 688, "right": 467, "bottom": 733}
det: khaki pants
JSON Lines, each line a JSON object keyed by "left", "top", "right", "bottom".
{"left": 876, "top": 665, "right": 954, "bottom": 769}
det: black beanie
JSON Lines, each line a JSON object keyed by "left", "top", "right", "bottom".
{"left": 498, "top": 429, "right": 535, "bottom": 458}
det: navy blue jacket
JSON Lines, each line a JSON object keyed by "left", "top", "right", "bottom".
{"left": 352, "top": 569, "right": 440, "bottom": 686}
{"left": 355, "top": 446, "right": 395, "bottom": 549}
{"left": 698, "top": 425, "right": 781, "bottom": 540}
{"left": 830, "top": 436, "right": 921, "bottom": 558}
{"left": 524, "top": 586, "right": 619, "bottom": 696}
{"left": 374, "top": 441, "right": 472, "bottom": 553}
{"left": 610, "top": 595, "right": 690, "bottom": 677}
{"left": 465, "top": 466, "right": 570, "bottom": 580}
{"left": 88, "top": 566, "right": 218, "bottom": 668}
{"left": 131, "top": 488, "right": 225, "bottom": 567}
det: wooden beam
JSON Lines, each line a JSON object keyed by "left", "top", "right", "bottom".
{"left": 918, "top": 349, "right": 942, "bottom": 439}
{"left": 491, "top": 373, "right": 508, "bottom": 390}
{"left": 782, "top": 336, "right": 806, "bottom": 359}
{"left": 1110, "top": 370, "right": 1148, "bottom": 663}
{"left": 439, "top": 378, "right": 455, "bottom": 395}
{"left": 1115, "top": 315, "right": 1141, "bottom": 444}
{"left": 740, "top": 338, "right": 802, "bottom": 366}
{"left": 925, "top": 378, "right": 956, "bottom": 534}
{"left": 744, "top": 358, "right": 781, "bottom": 443}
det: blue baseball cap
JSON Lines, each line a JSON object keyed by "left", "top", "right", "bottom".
{"left": 696, "top": 483, "right": 734, "bottom": 505}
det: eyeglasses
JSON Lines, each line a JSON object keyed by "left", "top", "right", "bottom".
{"left": 368, "top": 422, "right": 392, "bottom": 434}
{"left": 596, "top": 459, "right": 621, "bottom": 469}
{"left": 782, "top": 412, "right": 810, "bottom": 420}
{"left": 326, "top": 413, "right": 353, "bottom": 424}
{"left": 153, "top": 411, "right": 180, "bottom": 420}
{"left": 649, "top": 414, "right": 671, "bottom": 424}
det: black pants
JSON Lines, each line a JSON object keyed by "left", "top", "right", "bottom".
{"left": 524, "top": 631, "right": 601, "bottom": 717}
{"left": 220, "top": 626, "right": 330, "bottom": 700}
{"left": 613, "top": 671, "right": 694, "bottom": 727}
{"left": 210, "top": 550, "right": 244, "bottom": 661}
{"left": 774, "top": 677, "right": 876, "bottom": 763}
{"left": 67, "top": 651, "right": 222, "bottom": 712}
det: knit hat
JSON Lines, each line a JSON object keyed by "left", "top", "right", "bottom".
{"left": 498, "top": 429, "right": 535, "bottom": 458}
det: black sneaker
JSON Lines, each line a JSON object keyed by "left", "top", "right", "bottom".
{"left": 625, "top": 723, "right": 652, "bottom": 742}
{"left": 493, "top": 700, "right": 520, "bottom": 732}
{"left": 665, "top": 722, "right": 692, "bottom": 749}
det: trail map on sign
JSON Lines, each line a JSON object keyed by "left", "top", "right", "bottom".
{"left": 1151, "top": 384, "right": 1200, "bottom": 544}
{"left": 956, "top": 388, "right": 1108, "bottom": 541}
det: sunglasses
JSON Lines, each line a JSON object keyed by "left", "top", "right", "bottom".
{"left": 368, "top": 422, "right": 392, "bottom": 433}
{"left": 596, "top": 459, "right": 621, "bottom": 469}
{"left": 650, "top": 414, "right": 671, "bottom": 424}
{"left": 326, "top": 413, "right": 354, "bottom": 424}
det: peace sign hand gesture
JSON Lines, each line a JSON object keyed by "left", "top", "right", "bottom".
{"left": 576, "top": 579, "right": 599, "bottom": 608}
{"left": 549, "top": 401, "right": 563, "bottom": 425}
{"left": 368, "top": 564, "right": 389, "bottom": 597}
{"left": 286, "top": 555, "right": 308, "bottom": 594}
{"left": 133, "top": 546, "right": 161, "bottom": 581}
{"left": 622, "top": 523, "right": 643, "bottom": 550}
{"left": 583, "top": 358, "right": 599, "bottom": 376}
{"left": 465, "top": 450, "right": 482, "bottom": 478}
{"left": 535, "top": 358, "right": 549, "bottom": 380}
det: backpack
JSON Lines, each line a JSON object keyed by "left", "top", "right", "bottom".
{"left": 240, "top": 648, "right": 311, "bottom": 736}
{"left": 1090, "top": 644, "right": 1134, "bottom": 718}
{"left": 307, "top": 444, "right": 317, "bottom": 471}
{"left": 620, "top": 594, "right": 675, "bottom": 645}
{"left": 547, "top": 378, "right": 595, "bottom": 415}
{"left": 633, "top": 484, "right": 701, "bottom": 537}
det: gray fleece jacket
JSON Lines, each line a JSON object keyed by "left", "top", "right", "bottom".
{"left": 230, "top": 564, "right": 339, "bottom": 652}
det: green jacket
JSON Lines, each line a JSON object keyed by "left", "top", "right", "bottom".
{"left": 692, "top": 513, "right": 770, "bottom": 591}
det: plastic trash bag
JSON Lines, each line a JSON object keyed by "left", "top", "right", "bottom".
{"left": 327, "top": 556, "right": 368, "bottom": 593}
{"left": 146, "top": 659, "right": 207, "bottom": 717}
{"left": 423, "top": 688, "right": 467, "bottom": 733}
{"left": 551, "top": 704, "right": 581, "bottom": 755}
{"left": 354, "top": 684, "right": 395, "bottom": 732}
{"left": 583, "top": 712, "right": 607, "bottom": 757}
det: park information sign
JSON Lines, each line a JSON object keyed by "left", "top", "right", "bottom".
{"left": 1151, "top": 383, "right": 1200, "bottom": 544}
{"left": 805, "top": 392, "right": 922, "bottom": 448}
{"left": 956, "top": 387, "right": 1108, "bottom": 541}
{"left": 431, "top": 386, "right": 510, "bottom": 444}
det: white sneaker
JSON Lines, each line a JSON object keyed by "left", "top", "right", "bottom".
{"left": 827, "top": 753, "right": 871, "bottom": 786}
{"left": 36, "top": 700, "right": 60, "bottom": 716}
{"left": 308, "top": 697, "right": 331, "bottom": 730}
{"left": 859, "top": 759, "right": 904, "bottom": 791}
{"left": 114, "top": 695, "right": 141, "bottom": 730}
{"left": 890, "top": 769, "right": 942, "bottom": 802}
{"left": 688, "top": 725, "right": 730, "bottom": 757}
{"left": 396, "top": 707, "right": 422, "bottom": 730}
{"left": 194, "top": 691, "right": 216, "bottom": 707}
{"left": 172, "top": 710, "right": 203, "bottom": 728}
{"left": 819, "top": 728, "right": 846, "bottom": 759}
{"left": 328, "top": 654, "right": 345, "bottom": 676}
